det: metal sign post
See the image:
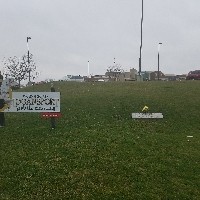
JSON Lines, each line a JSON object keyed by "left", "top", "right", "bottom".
{"left": 50, "top": 84, "right": 56, "bottom": 129}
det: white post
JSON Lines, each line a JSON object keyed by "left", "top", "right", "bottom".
{"left": 87, "top": 61, "right": 90, "bottom": 77}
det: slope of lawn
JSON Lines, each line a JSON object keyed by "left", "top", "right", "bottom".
{"left": 0, "top": 81, "right": 200, "bottom": 199}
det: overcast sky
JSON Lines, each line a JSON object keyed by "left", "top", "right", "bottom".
{"left": 0, "top": 0, "right": 200, "bottom": 81}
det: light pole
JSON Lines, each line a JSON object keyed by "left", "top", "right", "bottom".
{"left": 27, "top": 37, "right": 31, "bottom": 83}
{"left": 157, "top": 42, "right": 162, "bottom": 80}
{"left": 139, "top": 0, "right": 144, "bottom": 77}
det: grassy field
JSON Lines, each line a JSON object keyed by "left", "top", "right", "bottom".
{"left": 0, "top": 81, "right": 200, "bottom": 199}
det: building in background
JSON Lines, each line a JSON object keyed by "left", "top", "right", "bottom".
{"left": 164, "top": 74, "right": 177, "bottom": 81}
{"left": 118, "top": 68, "right": 138, "bottom": 81}
{"left": 141, "top": 71, "right": 152, "bottom": 81}
{"left": 150, "top": 71, "right": 165, "bottom": 81}
{"left": 176, "top": 74, "right": 187, "bottom": 81}
{"left": 61, "top": 75, "right": 84, "bottom": 82}
{"left": 84, "top": 75, "right": 109, "bottom": 82}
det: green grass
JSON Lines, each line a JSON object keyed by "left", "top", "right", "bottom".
{"left": 0, "top": 81, "right": 200, "bottom": 199}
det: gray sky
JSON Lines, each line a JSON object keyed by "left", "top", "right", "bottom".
{"left": 0, "top": 0, "right": 200, "bottom": 81}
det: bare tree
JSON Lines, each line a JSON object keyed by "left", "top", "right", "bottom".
{"left": 106, "top": 64, "right": 124, "bottom": 80}
{"left": 107, "top": 64, "right": 124, "bottom": 73}
{"left": 3, "top": 53, "right": 38, "bottom": 87}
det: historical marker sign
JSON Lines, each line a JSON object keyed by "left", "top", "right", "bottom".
{"left": 4, "top": 92, "right": 60, "bottom": 112}
{"left": 132, "top": 113, "right": 163, "bottom": 119}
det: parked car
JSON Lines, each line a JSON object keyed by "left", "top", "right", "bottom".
{"left": 186, "top": 70, "right": 200, "bottom": 80}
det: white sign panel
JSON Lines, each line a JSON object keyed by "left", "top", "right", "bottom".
{"left": 132, "top": 113, "right": 163, "bottom": 119}
{"left": 5, "top": 92, "right": 60, "bottom": 112}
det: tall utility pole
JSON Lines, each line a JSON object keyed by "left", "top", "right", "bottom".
{"left": 139, "top": 0, "right": 144, "bottom": 77}
{"left": 27, "top": 37, "right": 31, "bottom": 83}
{"left": 158, "top": 43, "right": 162, "bottom": 80}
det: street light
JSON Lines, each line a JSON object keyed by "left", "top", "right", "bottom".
{"left": 27, "top": 37, "right": 31, "bottom": 83}
{"left": 158, "top": 42, "right": 162, "bottom": 80}
{"left": 139, "top": 0, "right": 144, "bottom": 77}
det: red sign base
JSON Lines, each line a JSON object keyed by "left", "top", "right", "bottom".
{"left": 41, "top": 112, "right": 61, "bottom": 118}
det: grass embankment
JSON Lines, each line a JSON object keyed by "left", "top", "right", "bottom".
{"left": 0, "top": 81, "right": 200, "bottom": 199}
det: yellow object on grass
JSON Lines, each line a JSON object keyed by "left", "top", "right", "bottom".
{"left": 142, "top": 106, "right": 149, "bottom": 113}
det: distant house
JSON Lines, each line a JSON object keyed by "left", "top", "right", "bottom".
{"left": 84, "top": 75, "right": 109, "bottom": 82}
{"left": 164, "top": 74, "right": 177, "bottom": 81}
{"left": 150, "top": 71, "right": 165, "bottom": 81}
{"left": 70, "top": 75, "right": 84, "bottom": 82}
{"left": 105, "top": 68, "right": 137, "bottom": 82}
{"left": 62, "top": 75, "right": 84, "bottom": 82}
{"left": 118, "top": 68, "right": 137, "bottom": 81}
{"left": 176, "top": 74, "right": 187, "bottom": 81}
{"left": 141, "top": 71, "right": 153, "bottom": 81}
{"left": 105, "top": 71, "right": 122, "bottom": 81}
{"left": 62, "top": 75, "right": 73, "bottom": 81}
